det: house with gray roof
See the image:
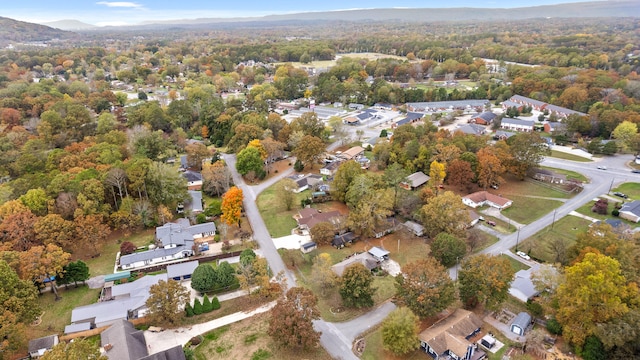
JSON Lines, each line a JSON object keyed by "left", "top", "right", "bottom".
{"left": 508, "top": 95, "right": 547, "bottom": 110}
{"left": 509, "top": 269, "right": 540, "bottom": 303}
{"left": 119, "top": 246, "right": 193, "bottom": 270}
{"left": 167, "top": 260, "right": 199, "bottom": 281}
{"left": 400, "top": 171, "right": 430, "bottom": 190}
{"left": 331, "top": 252, "right": 380, "bottom": 277}
{"left": 182, "top": 170, "right": 202, "bottom": 190}
{"left": 185, "top": 190, "right": 203, "bottom": 214}
{"left": 510, "top": 312, "right": 532, "bottom": 336}
{"left": 101, "top": 319, "right": 187, "bottom": 360}
{"left": 471, "top": 111, "right": 497, "bottom": 125}
{"left": 419, "top": 308, "right": 485, "bottom": 360}
{"left": 404, "top": 220, "right": 425, "bottom": 236}
{"left": 493, "top": 130, "right": 517, "bottom": 140}
{"left": 619, "top": 200, "right": 640, "bottom": 223}
{"left": 29, "top": 335, "right": 59, "bottom": 358}
{"left": 456, "top": 123, "right": 487, "bottom": 136}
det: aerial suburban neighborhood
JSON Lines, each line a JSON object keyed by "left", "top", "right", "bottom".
{"left": 1, "top": 1, "right": 640, "bottom": 360}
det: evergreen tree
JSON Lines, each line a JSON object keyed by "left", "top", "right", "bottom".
{"left": 193, "top": 298, "right": 203, "bottom": 315}
{"left": 203, "top": 295, "right": 213, "bottom": 312}
{"left": 185, "top": 303, "right": 194, "bottom": 317}
{"left": 211, "top": 296, "right": 221, "bottom": 310}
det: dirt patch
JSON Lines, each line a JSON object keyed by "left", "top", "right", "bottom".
{"left": 263, "top": 159, "right": 294, "bottom": 181}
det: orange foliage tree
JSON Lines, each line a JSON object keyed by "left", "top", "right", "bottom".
{"left": 221, "top": 186, "right": 243, "bottom": 226}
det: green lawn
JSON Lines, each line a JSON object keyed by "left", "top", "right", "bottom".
{"left": 517, "top": 215, "right": 592, "bottom": 263}
{"left": 84, "top": 229, "right": 156, "bottom": 276}
{"left": 501, "top": 196, "right": 564, "bottom": 224}
{"left": 539, "top": 166, "right": 589, "bottom": 183}
{"left": 499, "top": 177, "right": 573, "bottom": 199}
{"left": 32, "top": 286, "right": 102, "bottom": 337}
{"left": 501, "top": 254, "right": 530, "bottom": 273}
{"left": 613, "top": 183, "right": 640, "bottom": 199}
{"left": 548, "top": 150, "right": 592, "bottom": 162}
{"left": 256, "top": 184, "right": 310, "bottom": 237}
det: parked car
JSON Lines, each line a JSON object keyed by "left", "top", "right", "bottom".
{"left": 516, "top": 251, "right": 531, "bottom": 260}
{"left": 597, "top": 165, "right": 607, "bottom": 170}
{"left": 487, "top": 220, "right": 497, "bottom": 226}
{"left": 632, "top": 169, "right": 640, "bottom": 174}
{"left": 613, "top": 192, "right": 629, "bottom": 199}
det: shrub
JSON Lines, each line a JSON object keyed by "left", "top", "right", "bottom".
{"left": 294, "top": 159, "right": 304, "bottom": 172}
{"left": 196, "top": 213, "right": 207, "bottom": 224}
{"left": 120, "top": 241, "right": 137, "bottom": 255}
{"left": 189, "top": 336, "right": 202, "bottom": 346}
{"left": 211, "top": 296, "right": 221, "bottom": 310}
{"left": 526, "top": 300, "right": 544, "bottom": 317}
{"left": 612, "top": 209, "right": 620, "bottom": 216}
{"left": 203, "top": 295, "right": 213, "bottom": 313}
{"left": 546, "top": 317, "right": 563, "bottom": 335}
{"left": 193, "top": 298, "right": 203, "bottom": 315}
{"left": 251, "top": 349, "right": 272, "bottom": 360}
{"left": 185, "top": 303, "right": 194, "bottom": 317}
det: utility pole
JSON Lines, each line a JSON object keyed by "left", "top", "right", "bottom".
{"left": 551, "top": 209, "right": 557, "bottom": 230}
{"left": 516, "top": 228, "right": 521, "bottom": 252}
{"left": 608, "top": 178, "right": 614, "bottom": 193}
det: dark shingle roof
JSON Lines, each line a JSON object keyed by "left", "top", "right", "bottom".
{"left": 101, "top": 319, "right": 148, "bottom": 360}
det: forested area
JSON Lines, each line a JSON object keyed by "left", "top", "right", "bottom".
{"left": 0, "top": 15, "right": 639, "bottom": 358}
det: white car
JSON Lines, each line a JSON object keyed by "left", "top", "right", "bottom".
{"left": 597, "top": 165, "right": 607, "bottom": 170}
{"left": 516, "top": 251, "right": 531, "bottom": 260}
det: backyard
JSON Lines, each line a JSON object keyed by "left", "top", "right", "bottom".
{"left": 256, "top": 183, "right": 312, "bottom": 238}
{"left": 516, "top": 215, "right": 592, "bottom": 263}
{"left": 500, "top": 195, "right": 564, "bottom": 225}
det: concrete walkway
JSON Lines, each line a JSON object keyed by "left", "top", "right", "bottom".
{"left": 568, "top": 210, "right": 598, "bottom": 223}
{"left": 144, "top": 301, "right": 276, "bottom": 354}
{"left": 481, "top": 207, "right": 525, "bottom": 229}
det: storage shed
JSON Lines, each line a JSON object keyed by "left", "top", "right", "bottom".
{"left": 510, "top": 312, "right": 532, "bottom": 336}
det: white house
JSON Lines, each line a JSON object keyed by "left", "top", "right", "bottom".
{"left": 404, "top": 220, "right": 425, "bottom": 236}
{"left": 500, "top": 118, "right": 535, "bottom": 132}
{"left": 462, "top": 191, "right": 512, "bottom": 210}
{"left": 619, "top": 200, "right": 640, "bottom": 223}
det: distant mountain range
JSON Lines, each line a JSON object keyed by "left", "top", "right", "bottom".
{"left": 42, "top": 19, "right": 96, "bottom": 31}
{"left": 0, "top": 17, "right": 72, "bottom": 43}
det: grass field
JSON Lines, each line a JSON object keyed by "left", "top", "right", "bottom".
{"left": 549, "top": 150, "right": 592, "bottom": 162}
{"left": 613, "top": 182, "right": 640, "bottom": 199}
{"left": 539, "top": 166, "right": 589, "bottom": 183}
{"left": 84, "top": 229, "right": 156, "bottom": 276}
{"left": 275, "top": 52, "right": 408, "bottom": 70}
{"left": 497, "top": 177, "right": 573, "bottom": 199}
{"left": 31, "top": 286, "right": 101, "bottom": 337}
{"left": 517, "top": 215, "right": 592, "bottom": 263}
{"left": 501, "top": 196, "right": 564, "bottom": 225}
{"left": 193, "top": 312, "right": 332, "bottom": 360}
{"left": 256, "top": 184, "right": 311, "bottom": 237}
{"left": 501, "top": 254, "right": 530, "bottom": 273}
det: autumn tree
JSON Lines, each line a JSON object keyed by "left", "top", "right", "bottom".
{"left": 507, "top": 132, "right": 549, "bottom": 180}
{"left": 236, "top": 146, "right": 265, "bottom": 178}
{"left": 0, "top": 210, "right": 38, "bottom": 251}
{"left": 428, "top": 160, "right": 446, "bottom": 190}
{"left": 221, "top": 186, "right": 243, "bottom": 226}
{"left": 145, "top": 279, "right": 191, "bottom": 327}
{"left": 74, "top": 214, "right": 111, "bottom": 258}
{"left": 612, "top": 120, "right": 638, "bottom": 152}
{"left": 268, "top": 287, "right": 321, "bottom": 350}
{"left": 19, "top": 188, "right": 49, "bottom": 216}
{"left": 477, "top": 147, "right": 505, "bottom": 190}
{"left": 396, "top": 258, "right": 456, "bottom": 318}
{"left": 383, "top": 162, "right": 409, "bottom": 211}
{"left": 328, "top": 115, "right": 350, "bottom": 145}
{"left": 19, "top": 244, "right": 71, "bottom": 299}
{"left": 310, "top": 222, "right": 336, "bottom": 246}
{"left": 311, "top": 253, "right": 339, "bottom": 296}
{"left": 446, "top": 159, "right": 475, "bottom": 191}
{"left": 431, "top": 232, "right": 467, "bottom": 267}
{"left": 145, "top": 162, "right": 188, "bottom": 207}
{"left": 292, "top": 135, "right": 325, "bottom": 169}
{"left": 332, "top": 160, "right": 364, "bottom": 202}
{"left": 556, "top": 252, "right": 640, "bottom": 347}
{"left": 0, "top": 260, "right": 40, "bottom": 357}
{"left": 34, "top": 214, "right": 75, "bottom": 251}
{"left": 42, "top": 338, "right": 107, "bottom": 360}
{"left": 419, "top": 191, "right": 470, "bottom": 238}
{"left": 458, "top": 254, "right": 514, "bottom": 309}
{"left": 340, "top": 263, "right": 376, "bottom": 308}
{"left": 185, "top": 142, "right": 211, "bottom": 170}
{"left": 275, "top": 178, "right": 298, "bottom": 211}
{"left": 202, "top": 161, "right": 232, "bottom": 197}
{"left": 381, "top": 307, "right": 420, "bottom": 355}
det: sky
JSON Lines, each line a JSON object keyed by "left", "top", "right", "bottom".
{"left": 4, "top": 0, "right": 593, "bottom": 27}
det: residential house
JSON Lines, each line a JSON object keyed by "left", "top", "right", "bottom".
{"left": 68, "top": 274, "right": 168, "bottom": 331}
{"left": 493, "top": 130, "right": 516, "bottom": 141}
{"left": 509, "top": 269, "right": 541, "bottom": 303}
{"left": 392, "top": 112, "right": 424, "bottom": 128}
{"left": 331, "top": 252, "right": 380, "bottom": 276}
{"left": 500, "top": 118, "right": 535, "bottom": 132}
{"left": 287, "top": 174, "right": 324, "bottom": 193}
{"left": 508, "top": 95, "right": 547, "bottom": 111}
{"left": 179, "top": 155, "right": 188, "bottom": 170}
{"left": 356, "top": 109, "right": 377, "bottom": 122}
{"left": 344, "top": 116, "right": 360, "bottom": 125}
{"left": 406, "top": 100, "right": 489, "bottom": 113}
{"left": 373, "top": 217, "right": 402, "bottom": 238}
{"left": 300, "top": 242, "right": 317, "bottom": 254}
{"left": 543, "top": 121, "right": 566, "bottom": 134}
{"left": 500, "top": 100, "right": 522, "bottom": 111}
{"left": 462, "top": 191, "right": 512, "bottom": 210}
{"left": 619, "top": 200, "right": 640, "bottom": 223}
{"left": 361, "top": 137, "right": 379, "bottom": 149}
{"left": 418, "top": 308, "right": 485, "bottom": 360}
{"left": 510, "top": 312, "right": 532, "bottom": 336}
{"left": 332, "top": 232, "right": 357, "bottom": 248}
{"left": 544, "top": 104, "right": 586, "bottom": 119}
{"left": 184, "top": 190, "right": 204, "bottom": 214}
{"left": 119, "top": 246, "right": 194, "bottom": 270}
{"left": 167, "top": 260, "right": 199, "bottom": 281}
{"left": 294, "top": 208, "right": 343, "bottom": 231}
{"left": 404, "top": 220, "right": 425, "bottom": 236}
{"left": 29, "top": 335, "right": 59, "bottom": 358}
{"left": 320, "top": 160, "right": 343, "bottom": 177}
{"left": 471, "top": 112, "right": 497, "bottom": 125}
{"left": 101, "top": 319, "right": 186, "bottom": 360}
{"left": 456, "top": 124, "right": 487, "bottom": 136}
{"left": 340, "top": 146, "right": 365, "bottom": 160}
{"left": 400, "top": 171, "right": 430, "bottom": 190}
{"left": 182, "top": 170, "right": 203, "bottom": 190}
{"left": 348, "top": 103, "right": 365, "bottom": 110}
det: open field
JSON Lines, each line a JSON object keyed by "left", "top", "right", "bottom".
{"left": 31, "top": 286, "right": 101, "bottom": 337}
{"left": 516, "top": 215, "right": 592, "bottom": 263}
{"left": 276, "top": 52, "right": 408, "bottom": 69}
{"left": 613, "top": 182, "right": 640, "bottom": 199}
{"left": 501, "top": 195, "right": 564, "bottom": 225}
{"left": 496, "top": 175, "right": 573, "bottom": 199}
{"left": 549, "top": 150, "right": 592, "bottom": 162}
{"left": 501, "top": 254, "right": 530, "bottom": 273}
{"left": 256, "top": 184, "right": 311, "bottom": 238}
{"left": 193, "top": 312, "right": 332, "bottom": 360}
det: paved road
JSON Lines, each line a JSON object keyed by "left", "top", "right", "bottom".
{"left": 450, "top": 153, "right": 636, "bottom": 279}
{"left": 333, "top": 301, "right": 397, "bottom": 342}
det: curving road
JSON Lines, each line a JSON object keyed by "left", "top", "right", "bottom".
{"left": 450, "top": 152, "right": 637, "bottom": 279}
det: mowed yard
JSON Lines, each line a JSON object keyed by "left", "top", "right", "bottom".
{"left": 517, "top": 215, "right": 593, "bottom": 263}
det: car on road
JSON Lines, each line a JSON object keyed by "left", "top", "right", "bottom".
{"left": 486, "top": 220, "right": 496, "bottom": 226}
{"left": 632, "top": 169, "right": 640, "bottom": 174}
{"left": 597, "top": 165, "right": 607, "bottom": 170}
{"left": 516, "top": 251, "right": 531, "bottom": 260}
{"left": 613, "top": 192, "right": 629, "bottom": 199}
